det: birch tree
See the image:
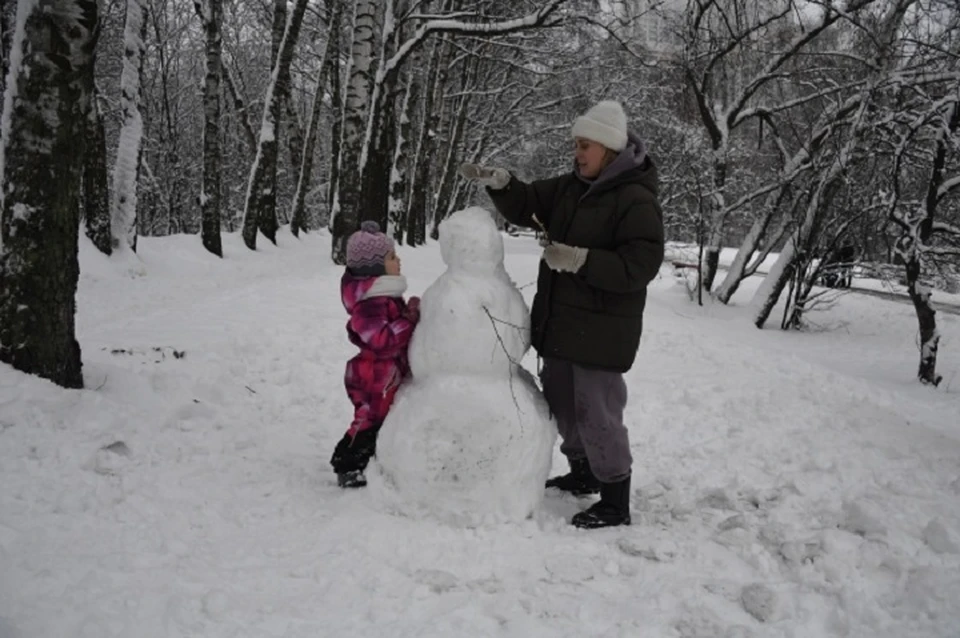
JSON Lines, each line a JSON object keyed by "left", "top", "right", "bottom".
{"left": 891, "top": 91, "right": 960, "bottom": 386}
{"left": 240, "top": 0, "right": 310, "bottom": 249}
{"left": 292, "top": 0, "right": 342, "bottom": 237}
{"left": 111, "top": 0, "right": 149, "bottom": 253}
{"left": 679, "top": 0, "right": 881, "bottom": 292}
{"left": 0, "top": 0, "right": 99, "bottom": 388}
{"left": 83, "top": 87, "right": 112, "bottom": 255}
{"left": 197, "top": 0, "right": 224, "bottom": 257}
{"left": 752, "top": 0, "right": 915, "bottom": 329}
{"left": 329, "top": 0, "right": 568, "bottom": 264}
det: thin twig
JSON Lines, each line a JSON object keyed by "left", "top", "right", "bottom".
{"left": 481, "top": 305, "right": 525, "bottom": 425}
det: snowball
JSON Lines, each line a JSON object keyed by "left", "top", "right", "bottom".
{"left": 740, "top": 583, "right": 778, "bottom": 623}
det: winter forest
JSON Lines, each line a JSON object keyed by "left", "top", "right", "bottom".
{"left": 2, "top": 0, "right": 960, "bottom": 387}
{"left": 2, "top": 0, "right": 960, "bottom": 635}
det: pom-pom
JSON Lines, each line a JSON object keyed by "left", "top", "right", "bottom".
{"left": 360, "top": 220, "right": 381, "bottom": 234}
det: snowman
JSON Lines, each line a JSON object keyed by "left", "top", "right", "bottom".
{"left": 371, "top": 207, "right": 557, "bottom": 525}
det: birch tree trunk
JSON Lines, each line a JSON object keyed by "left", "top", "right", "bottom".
{"left": 325, "top": 3, "right": 345, "bottom": 221}
{"left": 240, "top": 0, "right": 310, "bottom": 249}
{"left": 292, "top": 0, "right": 342, "bottom": 237}
{"left": 388, "top": 71, "right": 417, "bottom": 242}
{"left": 0, "top": 0, "right": 98, "bottom": 389}
{"left": 83, "top": 86, "right": 112, "bottom": 255}
{"left": 329, "top": 0, "right": 378, "bottom": 264}
{"left": 111, "top": 0, "right": 148, "bottom": 253}
{"left": 197, "top": 0, "right": 223, "bottom": 257}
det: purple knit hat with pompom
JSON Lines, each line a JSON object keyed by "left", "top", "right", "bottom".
{"left": 346, "top": 221, "right": 394, "bottom": 276}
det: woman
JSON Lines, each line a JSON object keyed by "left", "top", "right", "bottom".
{"left": 459, "top": 100, "right": 664, "bottom": 529}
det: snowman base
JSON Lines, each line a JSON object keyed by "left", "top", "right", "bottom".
{"left": 370, "top": 370, "right": 556, "bottom": 527}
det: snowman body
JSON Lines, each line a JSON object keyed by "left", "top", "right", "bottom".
{"left": 373, "top": 208, "right": 557, "bottom": 525}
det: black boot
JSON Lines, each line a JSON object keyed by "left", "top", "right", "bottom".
{"left": 571, "top": 475, "right": 631, "bottom": 529}
{"left": 337, "top": 470, "right": 367, "bottom": 488}
{"left": 545, "top": 457, "right": 601, "bottom": 496}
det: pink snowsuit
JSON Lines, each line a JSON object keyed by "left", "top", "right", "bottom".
{"left": 340, "top": 272, "right": 418, "bottom": 437}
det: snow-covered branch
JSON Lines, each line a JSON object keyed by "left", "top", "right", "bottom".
{"left": 381, "top": 0, "right": 566, "bottom": 83}
{"left": 725, "top": 0, "right": 880, "bottom": 128}
{"left": 931, "top": 220, "right": 960, "bottom": 237}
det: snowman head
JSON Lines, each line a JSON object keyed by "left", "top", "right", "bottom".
{"left": 439, "top": 207, "right": 504, "bottom": 275}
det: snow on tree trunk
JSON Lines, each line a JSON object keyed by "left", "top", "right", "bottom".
{"left": 894, "top": 92, "right": 960, "bottom": 386}
{"left": 700, "top": 156, "right": 728, "bottom": 293}
{"left": 291, "top": 0, "right": 341, "bottom": 238}
{"left": 0, "top": 0, "right": 98, "bottom": 389}
{"left": 197, "top": 0, "right": 223, "bottom": 257}
{"left": 714, "top": 210, "right": 770, "bottom": 304}
{"left": 82, "top": 86, "right": 111, "bottom": 255}
{"left": 324, "top": 3, "right": 344, "bottom": 224}
{"left": 388, "top": 71, "right": 416, "bottom": 242}
{"left": 329, "top": 0, "right": 377, "bottom": 264}
{"left": 111, "top": 0, "right": 148, "bottom": 253}
{"left": 240, "top": 0, "right": 309, "bottom": 250}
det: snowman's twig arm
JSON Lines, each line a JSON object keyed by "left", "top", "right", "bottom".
{"left": 482, "top": 305, "right": 524, "bottom": 423}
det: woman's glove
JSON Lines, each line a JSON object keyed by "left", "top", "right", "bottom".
{"left": 542, "top": 242, "right": 588, "bottom": 273}
{"left": 459, "top": 163, "right": 510, "bottom": 190}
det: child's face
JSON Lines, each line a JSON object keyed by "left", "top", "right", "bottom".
{"left": 384, "top": 250, "right": 401, "bottom": 276}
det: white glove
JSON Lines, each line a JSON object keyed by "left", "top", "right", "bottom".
{"left": 459, "top": 163, "right": 510, "bottom": 190}
{"left": 542, "top": 242, "right": 588, "bottom": 273}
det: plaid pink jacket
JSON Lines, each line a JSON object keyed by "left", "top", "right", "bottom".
{"left": 341, "top": 273, "right": 418, "bottom": 434}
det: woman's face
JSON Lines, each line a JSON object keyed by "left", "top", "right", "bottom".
{"left": 574, "top": 137, "right": 610, "bottom": 178}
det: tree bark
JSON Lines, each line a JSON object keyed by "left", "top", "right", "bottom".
{"left": 197, "top": 0, "right": 223, "bottom": 257}
{"left": 324, "top": 2, "right": 344, "bottom": 223}
{"left": 111, "top": 0, "right": 148, "bottom": 253}
{"left": 430, "top": 57, "right": 476, "bottom": 238}
{"left": 0, "top": 0, "right": 98, "bottom": 389}
{"left": 406, "top": 37, "right": 446, "bottom": 246}
{"left": 329, "top": 0, "right": 378, "bottom": 264}
{"left": 0, "top": 0, "right": 15, "bottom": 98}
{"left": 83, "top": 86, "right": 112, "bottom": 255}
{"left": 240, "top": 0, "right": 310, "bottom": 249}
{"left": 388, "top": 70, "right": 417, "bottom": 242}
{"left": 292, "top": 0, "right": 342, "bottom": 237}
{"left": 894, "top": 93, "right": 960, "bottom": 386}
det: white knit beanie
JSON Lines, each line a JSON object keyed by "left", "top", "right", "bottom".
{"left": 571, "top": 100, "right": 628, "bottom": 152}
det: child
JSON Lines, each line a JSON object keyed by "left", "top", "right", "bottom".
{"left": 332, "top": 221, "right": 420, "bottom": 488}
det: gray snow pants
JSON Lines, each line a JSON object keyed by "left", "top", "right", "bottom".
{"left": 539, "top": 357, "right": 631, "bottom": 483}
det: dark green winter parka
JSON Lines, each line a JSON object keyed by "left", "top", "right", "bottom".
{"left": 488, "top": 133, "right": 664, "bottom": 372}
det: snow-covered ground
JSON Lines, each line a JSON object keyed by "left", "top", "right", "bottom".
{"left": 2, "top": 226, "right": 959, "bottom": 637}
